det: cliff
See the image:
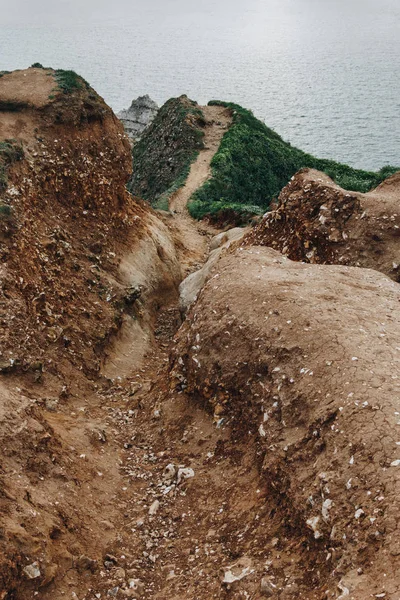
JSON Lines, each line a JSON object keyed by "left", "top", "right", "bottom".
{"left": 0, "top": 67, "right": 181, "bottom": 598}
{"left": 1, "top": 68, "right": 399, "bottom": 600}
{"left": 117, "top": 94, "right": 159, "bottom": 142}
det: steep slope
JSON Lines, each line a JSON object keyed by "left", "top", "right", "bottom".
{"left": 245, "top": 168, "right": 400, "bottom": 281}
{"left": 0, "top": 68, "right": 182, "bottom": 599}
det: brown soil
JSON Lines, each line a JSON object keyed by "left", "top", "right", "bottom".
{"left": 1, "top": 69, "right": 399, "bottom": 600}
{"left": 171, "top": 247, "right": 400, "bottom": 599}
{"left": 244, "top": 168, "right": 400, "bottom": 281}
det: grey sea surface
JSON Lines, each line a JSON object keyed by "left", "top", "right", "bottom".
{"left": 0, "top": 0, "right": 399, "bottom": 170}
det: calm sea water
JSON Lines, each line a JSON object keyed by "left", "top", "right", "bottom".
{"left": 0, "top": 0, "right": 399, "bottom": 170}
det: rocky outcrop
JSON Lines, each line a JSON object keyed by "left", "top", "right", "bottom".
{"left": 128, "top": 95, "right": 206, "bottom": 206}
{"left": 171, "top": 246, "right": 400, "bottom": 598}
{"left": 244, "top": 168, "right": 400, "bottom": 281}
{"left": 117, "top": 94, "right": 158, "bottom": 142}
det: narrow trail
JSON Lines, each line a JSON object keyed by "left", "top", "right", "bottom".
{"left": 86, "top": 106, "right": 260, "bottom": 600}
{"left": 167, "top": 105, "right": 232, "bottom": 276}
{"left": 48, "top": 105, "right": 265, "bottom": 600}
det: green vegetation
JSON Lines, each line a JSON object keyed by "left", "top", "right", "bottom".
{"left": 189, "top": 101, "right": 399, "bottom": 220}
{"left": 30, "top": 62, "right": 45, "bottom": 69}
{"left": 128, "top": 96, "right": 205, "bottom": 207}
{"left": 0, "top": 140, "right": 24, "bottom": 192}
{"left": 153, "top": 158, "right": 198, "bottom": 211}
{"left": 54, "top": 69, "right": 89, "bottom": 94}
{"left": 0, "top": 71, "right": 10, "bottom": 78}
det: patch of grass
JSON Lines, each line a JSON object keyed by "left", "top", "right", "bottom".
{"left": 54, "top": 69, "right": 89, "bottom": 94}
{"left": 0, "top": 71, "right": 10, "bottom": 78}
{"left": 188, "top": 101, "right": 399, "bottom": 220}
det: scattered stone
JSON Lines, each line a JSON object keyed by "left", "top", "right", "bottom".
{"left": 128, "top": 579, "right": 144, "bottom": 595}
{"left": 176, "top": 467, "right": 195, "bottom": 485}
{"left": 44, "top": 397, "right": 59, "bottom": 411}
{"left": 23, "top": 562, "right": 41, "bottom": 579}
{"left": 222, "top": 557, "right": 253, "bottom": 584}
{"left": 113, "top": 567, "right": 126, "bottom": 581}
{"left": 162, "top": 463, "right": 176, "bottom": 484}
{"left": 260, "top": 577, "right": 277, "bottom": 596}
{"left": 149, "top": 499, "right": 160, "bottom": 515}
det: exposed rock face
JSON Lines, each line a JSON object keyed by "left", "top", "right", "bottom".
{"left": 117, "top": 95, "right": 159, "bottom": 142}
{"left": 244, "top": 168, "right": 400, "bottom": 281}
{"left": 127, "top": 95, "right": 206, "bottom": 206}
{"left": 171, "top": 246, "right": 400, "bottom": 598}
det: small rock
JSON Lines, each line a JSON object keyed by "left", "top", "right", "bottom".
{"left": 76, "top": 555, "right": 98, "bottom": 574}
{"left": 176, "top": 467, "right": 195, "bottom": 485}
{"left": 44, "top": 397, "right": 59, "bottom": 411}
{"left": 23, "top": 562, "right": 41, "bottom": 579}
{"left": 149, "top": 500, "right": 160, "bottom": 515}
{"left": 260, "top": 577, "right": 277, "bottom": 596}
{"left": 113, "top": 567, "right": 126, "bottom": 581}
{"left": 162, "top": 463, "right": 176, "bottom": 484}
{"left": 128, "top": 579, "right": 144, "bottom": 596}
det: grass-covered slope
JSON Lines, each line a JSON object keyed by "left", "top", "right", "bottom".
{"left": 188, "top": 101, "right": 398, "bottom": 220}
{"left": 128, "top": 95, "right": 206, "bottom": 209}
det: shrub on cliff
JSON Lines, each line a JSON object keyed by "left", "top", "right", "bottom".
{"left": 128, "top": 95, "right": 205, "bottom": 206}
{"left": 188, "top": 101, "right": 398, "bottom": 220}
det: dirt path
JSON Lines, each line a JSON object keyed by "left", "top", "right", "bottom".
{"left": 167, "top": 105, "right": 232, "bottom": 275}
{"left": 40, "top": 105, "right": 251, "bottom": 600}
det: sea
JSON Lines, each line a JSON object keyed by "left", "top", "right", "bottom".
{"left": 0, "top": 0, "right": 399, "bottom": 171}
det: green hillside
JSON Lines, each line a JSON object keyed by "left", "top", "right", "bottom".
{"left": 188, "top": 101, "right": 398, "bottom": 221}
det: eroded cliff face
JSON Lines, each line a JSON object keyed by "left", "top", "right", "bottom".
{"left": 0, "top": 68, "right": 181, "bottom": 378}
{"left": 0, "top": 68, "right": 181, "bottom": 598}
{"left": 244, "top": 168, "right": 400, "bottom": 281}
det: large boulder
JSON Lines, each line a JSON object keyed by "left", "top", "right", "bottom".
{"left": 171, "top": 246, "right": 400, "bottom": 598}
{"left": 244, "top": 168, "right": 400, "bottom": 281}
